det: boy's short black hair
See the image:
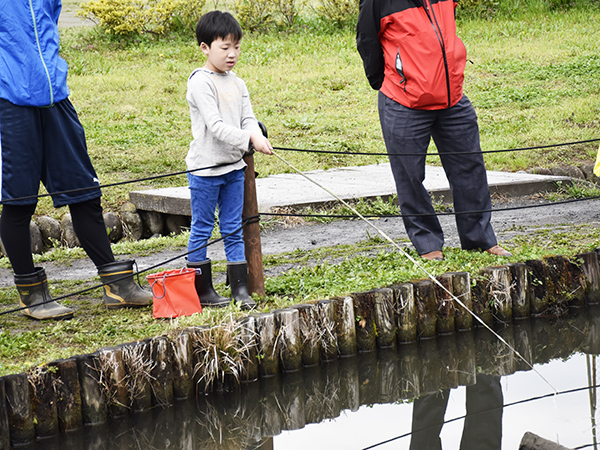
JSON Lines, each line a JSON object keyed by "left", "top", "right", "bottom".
{"left": 195, "top": 11, "right": 243, "bottom": 47}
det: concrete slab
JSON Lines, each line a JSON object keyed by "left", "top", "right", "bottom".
{"left": 129, "top": 163, "right": 572, "bottom": 216}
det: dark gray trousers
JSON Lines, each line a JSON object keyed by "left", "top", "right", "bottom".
{"left": 378, "top": 92, "right": 498, "bottom": 255}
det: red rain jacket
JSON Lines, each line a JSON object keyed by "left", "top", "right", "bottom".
{"left": 357, "top": 0, "right": 467, "bottom": 110}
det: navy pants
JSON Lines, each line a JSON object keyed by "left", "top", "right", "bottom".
{"left": 0, "top": 98, "right": 114, "bottom": 274}
{"left": 378, "top": 93, "right": 497, "bottom": 255}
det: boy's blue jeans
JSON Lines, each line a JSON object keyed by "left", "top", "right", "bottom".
{"left": 187, "top": 170, "right": 245, "bottom": 263}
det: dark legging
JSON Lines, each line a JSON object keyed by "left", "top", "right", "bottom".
{"left": 0, "top": 197, "right": 114, "bottom": 275}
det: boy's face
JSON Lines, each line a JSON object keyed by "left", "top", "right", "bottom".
{"left": 200, "top": 34, "right": 240, "bottom": 74}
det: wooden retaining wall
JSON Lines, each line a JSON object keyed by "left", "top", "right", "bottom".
{"left": 1, "top": 250, "right": 599, "bottom": 448}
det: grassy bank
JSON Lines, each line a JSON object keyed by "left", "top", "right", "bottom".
{"left": 1, "top": 9, "right": 600, "bottom": 375}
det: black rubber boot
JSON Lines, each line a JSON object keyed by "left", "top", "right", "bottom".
{"left": 226, "top": 261, "right": 256, "bottom": 311}
{"left": 187, "top": 260, "right": 229, "bottom": 308}
{"left": 97, "top": 260, "right": 152, "bottom": 309}
{"left": 15, "top": 268, "right": 74, "bottom": 320}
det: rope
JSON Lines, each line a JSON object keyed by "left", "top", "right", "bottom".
{"left": 0, "top": 136, "right": 598, "bottom": 205}
{"left": 273, "top": 137, "right": 600, "bottom": 157}
{"left": 261, "top": 195, "right": 600, "bottom": 220}
{"left": 0, "top": 158, "right": 244, "bottom": 205}
{"left": 271, "top": 148, "right": 558, "bottom": 394}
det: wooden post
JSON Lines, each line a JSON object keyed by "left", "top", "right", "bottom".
{"left": 0, "top": 377, "right": 10, "bottom": 450}
{"left": 4, "top": 373, "right": 35, "bottom": 446}
{"left": 243, "top": 152, "right": 265, "bottom": 296}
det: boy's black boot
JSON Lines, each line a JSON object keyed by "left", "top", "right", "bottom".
{"left": 226, "top": 262, "right": 256, "bottom": 311}
{"left": 15, "top": 268, "right": 74, "bottom": 320}
{"left": 187, "top": 260, "right": 229, "bottom": 308}
{"left": 97, "top": 260, "right": 153, "bottom": 309}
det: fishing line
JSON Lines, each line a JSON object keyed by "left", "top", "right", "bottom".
{"left": 271, "top": 149, "right": 559, "bottom": 394}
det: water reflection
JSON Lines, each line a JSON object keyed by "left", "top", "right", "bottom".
{"left": 31, "top": 305, "right": 600, "bottom": 449}
{"left": 409, "top": 374, "right": 502, "bottom": 450}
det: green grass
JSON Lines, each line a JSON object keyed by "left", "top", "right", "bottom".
{"left": 2, "top": 9, "right": 600, "bottom": 376}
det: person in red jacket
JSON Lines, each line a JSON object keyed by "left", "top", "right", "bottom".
{"left": 356, "top": 0, "right": 511, "bottom": 260}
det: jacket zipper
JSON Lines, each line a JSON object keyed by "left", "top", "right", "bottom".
{"left": 422, "top": 0, "right": 452, "bottom": 107}
{"left": 28, "top": 0, "right": 54, "bottom": 106}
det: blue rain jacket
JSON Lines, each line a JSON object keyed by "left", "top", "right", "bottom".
{"left": 0, "top": 0, "right": 69, "bottom": 107}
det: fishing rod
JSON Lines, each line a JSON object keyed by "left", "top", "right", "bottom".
{"left": 271, "top": 148, "right": 558, "bottom": 394}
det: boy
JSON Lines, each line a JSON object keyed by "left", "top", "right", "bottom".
{"left": 186, "top": 11, "right": 272, "bottom": 310}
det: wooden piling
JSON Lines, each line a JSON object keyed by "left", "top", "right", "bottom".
{"left": 255, "top": 312, "right": 280, "bottom": 377}
{"left": 54, "top": 357, "right": 83, "bottom": 433}
{"left": 351, "top": 291, "right": 377, "bottom": 352}
{"left": 276, "top": 308, "right": 303, "bottom": 372}
{"left": 4, "top": 373, "right": 35, "bottom": 446}
{"left": 238, "top": 315, "right": 260, "bottom": 382}
{"left": 77, "top": 353, "right": 107, "bottom": 425}
{"left": 290, "top": 303, "right": 321, "bottom": 367}
{"left": 508, "top": 263, "right": 531, "bottom": 319}
{"left": 526, "top": 259, "right": 550, "bottom": 315}
{"left": 317, "top": 300, "right": 338, "bottom": 361}
{"left": 333, "top": 296, "right": 358, "bottom": 357}
{"left": 149, "top": 336, "right": 174, "bottom": 407}
{"left": 28, "top": 365, "right": 59, "bottom": 439}
{"left": 373, "top": 288, "right": 397, "bottom": 347}
{"left": 482, "top": 266, "right": 513, "bottom": 323}
{"left": 98, "top": 346, "right": 129, "bottom": 418}
{"left": 412, "top": 279, "right": 437, "bottom": 338}
{"left": 393, "top": 282, "right": 417, "bottom": 342}
{"left": 121, "top": 340, "right": 152, "bottom": 412}
{"left": 450, "top": 272, "right": 473, "bottom": 331}
{"left": 520, "top": 431, "right": 572, "bottom": 450}
{"left": 544, "top": 255, "right": 586, "bottom": 308}
{"left": 471, "top": 276, "right": 494, "bottom": 326}
{"left": 0, "top": 377, "right": 10, "bottom": 450}
{"left": 577, "top": 251, "right": 600, "bottom": 305}
{"left": 435, "top": 273, "right": 456, "bottom": 334}
{"left": 171, "top": 331, "right": 195, "bottom": 400}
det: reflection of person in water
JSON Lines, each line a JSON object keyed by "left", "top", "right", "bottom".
{"left": 409, "top": 374, "right": 503, "bottom": 450}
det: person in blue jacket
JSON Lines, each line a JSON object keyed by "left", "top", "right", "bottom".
{"left": 0, "top": 0, "right": 152, "bottom": 320}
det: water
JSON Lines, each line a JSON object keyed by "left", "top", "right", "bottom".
{"left": 30, "top": 305, "right": 600, "bottom": 449}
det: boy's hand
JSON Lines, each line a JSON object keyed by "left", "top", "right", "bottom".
{"left": 250, "top": 132, "right": 273, "bottom": 155}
